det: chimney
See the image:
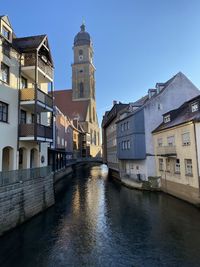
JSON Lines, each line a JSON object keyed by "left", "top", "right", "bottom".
{"left": 113, "top": 100, "right": 117, "bottom": 106}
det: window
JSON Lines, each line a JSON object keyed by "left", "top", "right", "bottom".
{"left": 20, "top": 110, "right": 26, "bottom": 124}
{"left": 90, "top": 130, "right": 93, "bottom": 144}
{"left": 166, "top": 159, "right": 170, "bottom": 172}
{"left": 191, "top": 102, "right": 198, "bottom": 112}
{"left": 2, "top": 41, "right": 10, "bottom": 57}
{"left": 79, "top": 50, "right": 83, "bottom": 61}
{"left": 127, "top": 121, "right": 130, "bottom": 130}
{"left": 159, "top": 158, "right": 164, "bottom": 171}
{"left": 2, "top": 26, "right": 10, "bottom": 40}
{"left": 175, "top": 159, "right": 180, "bottom": 173}
{"left": 79, "top": 82, "right": 84, "bottom": 98}
{"left": 127, "top": 140, "right": 131, "bottom": 149}
{"left": 1, "top": 62, "right": 9, "bottom": 84}
{"left": 164, "top": 114, "right": 170, "bottom": 123}
{"left": 157, "top": 138, "right": 163, "bottom": 147}
{"left": 167, "top": 135, "right": 175, "bottom": 146}
{"left": 21, "top": 76, "right": 28, "bottom": 89}
{"left": 185, "top": 159, "right": 193, "bottom": 176}
{"left": 0, "top": 101, "right": 8, "bottom": 122}
{"left": 93, "top": 107, "right": 95, "bottom": 122}
{"left": 158, "top": 103, "right": 162, "bottom": 110}
{"left": 31, "top": 114, "right": 35, "bottom": 123}
{"left": 94, "top": 131, "right": 97, "bottom": 145}
{"left": 182, "top": 132, "right": 190, "bottom": 146}
{"left": 57, "top": 136, "right": 60, "bottom": 145}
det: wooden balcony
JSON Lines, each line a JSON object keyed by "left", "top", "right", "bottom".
{"left": 20, "top": 88, "right": 53, "bottom": 112}
{"left": 21, "top": 53, "right": 53, "bottom": 82}
{"left": 19, "top": 123, "right": 53, "bottom": 142}
{"left": 156, "top": 146, "right": 177, "bottom": 157}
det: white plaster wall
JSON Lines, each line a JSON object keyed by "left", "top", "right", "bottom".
{"left": 144, "top": 73, "right": 200, "bottom": 177}
{"left": 0, "top": 84, "right": 18, "bottom": 171}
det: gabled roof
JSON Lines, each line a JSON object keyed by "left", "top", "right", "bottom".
{"left": 53, "top": 90, "right": 89, "bottom": 122}
{"left": 152, "top": 95, "right": 200, "bottom": 133}
{"left": 13, "top": 34, "right": 46, "bottom": 52}
{"left": 102, "top": 103, "right": 129, "bottom": 128}
{"left": 0, "top": 15, "right": 12, "bottom": 28}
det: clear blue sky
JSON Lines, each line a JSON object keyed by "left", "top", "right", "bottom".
{"left": 2, "top": 0, "right": 200, "bottom": 123}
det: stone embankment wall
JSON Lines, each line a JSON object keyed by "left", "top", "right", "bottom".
{"left": 0, "top": 172, "right": 55, "bottom": 236}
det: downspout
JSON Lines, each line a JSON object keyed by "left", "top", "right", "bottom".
{"left": 193, "top": 122, "right": 200, "bottom": 198}
{"left": 17, "top": 54, "right": 22, "bottom": 168}
{"left": 34, "top": 50, "right": 38, "bottom": 141}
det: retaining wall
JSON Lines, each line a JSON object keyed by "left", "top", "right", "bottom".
{"left": 0, "top": 173, "right": 55, "bottom": 236}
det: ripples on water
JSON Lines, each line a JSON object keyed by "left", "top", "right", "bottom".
{"left": 1, "top": 164, "right": 200, "bottom": 267}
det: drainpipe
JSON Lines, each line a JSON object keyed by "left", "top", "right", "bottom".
{"left": 17, "top": 54, "right": 22, "bottom": 169}
{"left": 193, "top": 122, "right": 200, "bottom": 198}
{"left": 34, "top": 50, "right": 38, "bottom": 141}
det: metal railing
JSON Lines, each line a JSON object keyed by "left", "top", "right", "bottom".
{"left": 20, "top": 88, "right": 53, "bottom": 108}
{"left": 0, "top": 166, "right": 52, "bottom": 186}
{"left": 23, "top": 53, "right": 53, "bottom": 79}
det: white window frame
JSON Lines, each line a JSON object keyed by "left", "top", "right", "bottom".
{"left": 182, "top": 132, "right": 190, "bottom": 146}
{"left": 185, "top": 159, "right": 193, "bottom": 176}
{"left": 164, "top": 114, "right": 170, "bottom": 123}
{"left": 175, "top": 159, "right": 180, "bottom": 173}
{"left": 159, "top": 158, "right": 164, "bottom": 171}
{"left": 157, "top": 138, "right": 163, "bottom": 147}
{"left": 167, "top": 135, "right": 175, "bottom": 146}
{"left": 191, "top": 102, "right": 198, "bottom": 112}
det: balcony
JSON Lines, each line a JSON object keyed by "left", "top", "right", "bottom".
{"left": 21, "top": 53, "right": 53, "bottom": 82}
{"left": 19, "top": 123, "right": 53, "bottom": 142}
{"left": 20, "top": 88, "right": 53, "bottom": 112}
{"left": 156, "top": 145, "right": 177, "bottom": 157}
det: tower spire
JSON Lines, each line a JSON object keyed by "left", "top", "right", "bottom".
{"left": 80, "top": 19, "right": 85, "bottom": 31}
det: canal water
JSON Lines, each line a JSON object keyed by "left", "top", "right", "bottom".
{"left": 1, "top": 165, "right": 200, "bottom": 267}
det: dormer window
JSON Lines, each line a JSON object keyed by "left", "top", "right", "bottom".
{"left": 191, "top": 102, "right": 198, "bottom": 112}
{"left": 2, "top": 26, "right": 10, "bottom": 40}
{"left": 164, "top": 114, "right": 170, "bottom": 123}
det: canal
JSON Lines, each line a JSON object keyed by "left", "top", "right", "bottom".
{"left": 1, "top": 164, "right": 200, "bottom": 267}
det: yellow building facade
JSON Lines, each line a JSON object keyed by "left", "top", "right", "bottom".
{"left": 153, "top": 96, "right": 200, "bottom": 205}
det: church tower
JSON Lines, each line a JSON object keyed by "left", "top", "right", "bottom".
{"left": 72, "top": 23, "right": 95, "bottom": 101}
{"left": 71, "top": 23, "right": 101, "bottom": 157}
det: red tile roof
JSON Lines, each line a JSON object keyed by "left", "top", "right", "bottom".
{"left": 53, "top": 90, "right": 89, "bottom": 122}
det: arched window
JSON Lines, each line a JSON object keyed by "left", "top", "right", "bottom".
{"left": 93, "top": 107, "right": 95, "bottom": 122}
{"left": 79, "top": 82, "right": 84, "bottom": 98}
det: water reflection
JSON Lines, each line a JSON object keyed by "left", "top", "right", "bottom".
{"left": 0, "top": 165, "right": 200, "bottom": 266}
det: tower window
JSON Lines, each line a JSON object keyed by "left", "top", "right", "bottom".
{"left": 79, "top": 82, "right": 84, "bottom": 98}
{"left": 93, "top": 107, "right": 95, "bottom": 122}
{"left": 79, "top": 50, "right": 83, "bottom": 61}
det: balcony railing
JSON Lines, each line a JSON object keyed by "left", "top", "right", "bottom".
{"left": 20, "top": 88, "right": 53, "bottom": 108}
{"left": 19, "top": 123, "right": 53, "bottom": 140}
{"left": 23, "top": 53, "right": 53, "bottom": 79}
{"left": 156, "top": 145, "right": 177, "bottom": 156}
{"left": 0, "top": 166, "right": 52, "bottom": 186}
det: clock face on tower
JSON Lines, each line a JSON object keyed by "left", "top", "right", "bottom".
{"left": 79, "top": 55, "right": 83, "bottom": 61}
